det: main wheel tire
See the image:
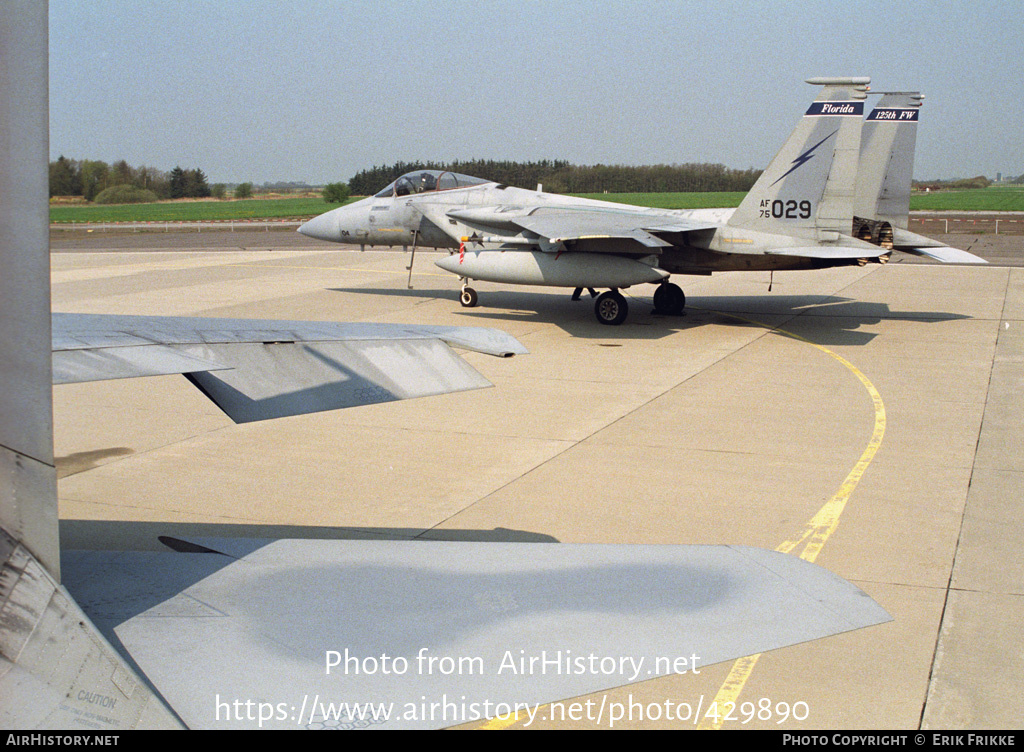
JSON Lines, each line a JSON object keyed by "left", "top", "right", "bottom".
{"left": 460, "top": 287, "right": 479, "bottom": 307}
{"left": 594, "top": 291, "right": 628, "bottom": 325}
{"left": 652, "top": 282, "right": 685, "bottom": 315}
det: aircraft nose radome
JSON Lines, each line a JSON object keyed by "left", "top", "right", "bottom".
{"left": 298, "top": 211, "right": 338, "bottom": 241}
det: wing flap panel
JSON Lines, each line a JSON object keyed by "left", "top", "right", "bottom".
{"left": 186, "top": 339, "right": 492, "bottom": 423}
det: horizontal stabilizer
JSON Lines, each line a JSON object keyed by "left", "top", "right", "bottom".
{"left": 891, "top": 226, "right": 948, "bottom": 249}
{"left": 63, "top": 539, "right": 891, "bottom": 729}
{"left": 900, "top": 245, "right": 988, "bottom": 264}
{"left": 891, "top": 228, "right": 987, "bottom": 264}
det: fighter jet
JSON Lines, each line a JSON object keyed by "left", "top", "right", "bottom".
{"left": 299, "top": 77, "right": 985, "bottom": 325}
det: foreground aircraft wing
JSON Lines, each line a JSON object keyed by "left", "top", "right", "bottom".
{"left": 52, "top": 313, "right": 527, "bottom": 423}
{"left": 61, "top": 536, "right": 891, "bottom": 730}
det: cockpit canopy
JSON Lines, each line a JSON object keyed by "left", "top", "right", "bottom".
{"left": 374, "top": 170, "right": 490, "bottom": 198}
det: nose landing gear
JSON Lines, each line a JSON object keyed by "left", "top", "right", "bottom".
{"left": 460, "top": 285, "right": 479, "bottom": 308}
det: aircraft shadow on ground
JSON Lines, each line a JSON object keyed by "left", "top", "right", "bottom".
{"left": 330, "top": 286, "right": 971, "bottom": 346}
{"left": 687, "top": 295, "right": 972, "bottom": 347}
{"left": 60, "top": 519, "right": 558, "bottom": 551}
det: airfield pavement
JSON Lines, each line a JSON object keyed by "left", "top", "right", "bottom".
{"left": 50, "top": 223, "right": 1022, "bottom": 730}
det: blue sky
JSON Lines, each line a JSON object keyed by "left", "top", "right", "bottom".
{"left": 48, "top": 0, "right": 1023, "bottom": 185}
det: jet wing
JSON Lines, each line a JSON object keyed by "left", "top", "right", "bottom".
{"left": 52, "top": 313, "right": 527, "bottom": 423}
{"left": 62, "top": 537, "right": 891, "bottom": 730}
{"left": 449, "top": 206, "right": 717, "bottom": 251}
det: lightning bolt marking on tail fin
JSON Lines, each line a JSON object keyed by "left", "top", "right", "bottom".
{"left": 770, "top": 129, "right": 838, "bottom": 187}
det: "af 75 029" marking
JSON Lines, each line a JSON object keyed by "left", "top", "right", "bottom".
{"left": 759, "top": 199, "right": 812, "bottom": 220}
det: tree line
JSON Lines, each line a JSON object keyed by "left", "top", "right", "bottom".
{"left": 49, "top": 156, "right": 215, "bottom": 202}
{"left": 912, "top": 176, "right": 994, "bottom": 191}
{"left": 347, "top": 159, "right": 763, "bottom": 195}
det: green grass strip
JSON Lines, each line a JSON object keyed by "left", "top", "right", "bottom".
{"left": 49, "top": 197, "right": 355, "bottom": 224}
{"left": 49, "top": 186, "right": 1024, "bottom": 224}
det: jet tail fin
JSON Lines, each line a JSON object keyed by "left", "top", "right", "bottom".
{"left": 728, "top": 77, "right": 870, "bottom": 239}
{"left": 853, "top": 92, "right": 923, "bottom": 242}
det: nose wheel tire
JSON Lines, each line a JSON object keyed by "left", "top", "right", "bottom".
{"left": 460, "top": 286, "right": 479, "bottom": 307}
{"left": 594, "top": 290, "right": 628, "bottom": 325}
{"left": 652, "top": 282, "right": 685, "bottom": 315}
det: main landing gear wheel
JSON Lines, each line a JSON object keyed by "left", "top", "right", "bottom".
{"left": 652, "top": 282, "right": 685, "bottom": 316}
{"left": 460, "top": 286, "right": 479, "bottom": 307}
{"left": 594, "top": 290, "right": 628, "bottom": 325}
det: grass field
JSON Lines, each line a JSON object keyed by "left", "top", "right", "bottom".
{"left": 48, "top": 196, "right": 352, "bottom": 223}
{"left": 909, "top": 185, "right": 1024, "bottom": 211}
{"left": 48, "top": 186, "right": 1024, "bottom": 223}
